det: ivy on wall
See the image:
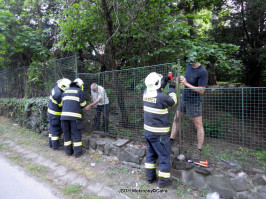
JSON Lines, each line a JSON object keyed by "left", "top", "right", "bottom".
{"left": 0, "top": 97, "right": 49, "bottom": 133}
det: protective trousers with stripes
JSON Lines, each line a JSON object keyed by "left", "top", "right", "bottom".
{"left": 144, "top": 131, "right": 171, "bottom": 185}
{"left": 48, "top": 116, "right": 62, "bottom": 149}
{"left": 61, "top": 120, "right": 82, "bottom": 156}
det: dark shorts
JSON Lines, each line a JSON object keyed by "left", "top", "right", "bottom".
{"left": 177, "top": 100, "right": 202, "bottom": 117}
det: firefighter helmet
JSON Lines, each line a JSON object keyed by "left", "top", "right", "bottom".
{"left": 74, "top": 78, "right": 84, "bottom": 90}
{"left": 57, "top": 78, "right": 71, "bottom": 91}
{"left": 145, "top": 72, "right": 163, "bottom": 90}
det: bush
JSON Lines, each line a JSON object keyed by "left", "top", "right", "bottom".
{"left": 0, "top": 97, "right": 49, "bottom": 133}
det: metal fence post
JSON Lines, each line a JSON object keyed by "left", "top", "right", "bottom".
{"left": 241, "top": 87, "right": 244, "bottom": 146}
{"left": 75, "top": 54, "right": 78, "bottom": 79}
{"left": 177, "top": 59, "right": 182, "bottom": 154}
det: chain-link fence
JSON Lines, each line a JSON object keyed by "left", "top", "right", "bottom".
{"left": 79, "top": 65, "right": 266, "bottom": 150}
{"left": 79, "top": 63, "right": 176, "bottom": 140}
{"left": 0, "top": 56, "right": 265, "bottom": 150}
{"left": 178, "top": 87, "right": 266, "bottom": 151}
{"left": 0, "top": 55, "right": 77, "bottom": 98}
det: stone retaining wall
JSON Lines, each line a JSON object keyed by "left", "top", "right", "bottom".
{"left": 83, "top": 132, "right": 266, "bottom": 199}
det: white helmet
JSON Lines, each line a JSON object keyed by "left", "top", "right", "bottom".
{"left": 145, "top": 72, "right": 162, "bottom": 91}
{"left": 57, "top": 78, "right": 71, "bottom": 91}
{"left": 74, "top": 78, "right": 84, "bottom": 88}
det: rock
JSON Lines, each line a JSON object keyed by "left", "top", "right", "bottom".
{"left": 92, "top": 130, "right": 106, "bottom": 138}
{"left": 109, "top": 144, "right": 120, "bottom": 156}
{"left": 252, "top": 168, "right": 265, "bottom": 174}
{"left": 41, "top": 130, "right": 49, "bottom": 136}
{"left": 128, "top": 147, "right": 146, "bottom": 158}
{"left": 227, "top": 173, "right": 235, "bottom": 178}
{"left": 171, "top": 147, "right": 179, "bottom": 157}
{"left": 248, "top": 191, "right": 266, "bottom": 199}
{"left": 230, "top": 172, "right": 250, "bottom": 192}
{"left": 207, "top": 174, "right": 236, "bottom": 199}
{"left": 206, "top": 192, "right": 220, "bottom": 199}
{"left": 177, "top": 154, "right": 185, "bottom": 161}
{"left": 248, "top": 186, "right": 266, "bottom": 199}
{"left": 96, "top": 140, "right": 107, "bottom": 153}
{"left": 121, "top": 161, "right": 143, "bottom": 169}
{"left": 195, "top": 167, "right": 213, "bottom": 176}
{"left": 253, "top": 175, "right": 266, "bottom": 186}
{"left": 258, "top": 185, "right": 266, "bottom": 193}
{"left": 171, "top": 169, "right": 182, "bottom": 179}
{"left": 104, "top": 142, "right": 111, "bottom": 155}
{"left": 82, "top": 135, "right": 90, "bottom": 149}
{"left": 113, "top": 139, "right": 130, "bottom": 147}
{"left": 172, "top": 160, "right": 194, "bottom": 170}
{"left": 89, "top": 137, "right": 97, "bottom": 150}
{"left": 183, "top": 170, "right": 208, "bottom": 189}
{"left": 236, "top": 191, "right": 248, "bottom": 199}
{"left": 118, "top": 148, "right": 141, "bottom": 164}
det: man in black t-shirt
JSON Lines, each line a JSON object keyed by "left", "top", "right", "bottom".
{"left": 170, "top": 61, "right": 208, "bottom": 160}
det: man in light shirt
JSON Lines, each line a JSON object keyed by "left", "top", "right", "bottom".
{"left": 85, "top": 83, "right": 109, "bottom": 135}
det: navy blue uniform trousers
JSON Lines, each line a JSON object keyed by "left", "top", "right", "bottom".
{"left": 48, "top": 115, "right": 62, "bottom": 149}
{"left": 61, "top": 120, "right": 82, "bottom": 156}
{"left": 144, "top": 131, "right": 171, "bottom": 184}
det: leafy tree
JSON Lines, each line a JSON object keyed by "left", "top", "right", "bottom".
{"left": 212, "top": 0, "right": 266, "bottom": 86}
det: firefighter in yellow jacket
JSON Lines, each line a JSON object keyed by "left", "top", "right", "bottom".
{"left": 47, "top": 78, "right": 71, "bottom": 149}
{"left": 143, "top": 72, "right": 177, "bottom": 188}
{"left": 61, "top": 78, "right": 87, "bottom": 158}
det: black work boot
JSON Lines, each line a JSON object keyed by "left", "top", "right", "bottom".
{"left": 158, "top": 179, "right": 173, "bottom": 188}
{"left": 146, "top": 168, "right": 156, "bottom": 184}
{"left": 53, "top": 146, "right": 64, "bottom": 150}
{"left": 74, "top": 149, "right": 86, "bottom": 158}
{"left": 147, "top": 177, "right": 156, "bottom": 184}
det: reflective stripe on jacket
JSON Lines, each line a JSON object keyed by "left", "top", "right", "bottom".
{"left": 47, "top": 85, "right": 63, "bottom": 117}
{"left": 60, "top": 86, "right": 86, "bottom": 120}
{"left": 143, "top": 89, "right": 176, "bottom": 134}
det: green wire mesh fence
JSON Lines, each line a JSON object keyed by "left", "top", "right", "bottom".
{"left": 0, "top": 56, "right": 265, "bottom": 150}
{"left": 178, "top": 87, "right": 266, "bottom": 152}
{"left": 79, "top": 63, "right": 176, "bottom": 140}
{"left": 0, "top": 55, "right": 77, "bottom": 98}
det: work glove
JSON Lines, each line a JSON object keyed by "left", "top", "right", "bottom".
{"left": 169, "top": 82, "right": 176, "bottom": 93}
{"left": 163, "top": 75, "right": 171, "bottom": 83}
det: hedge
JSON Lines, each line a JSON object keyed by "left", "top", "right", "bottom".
{"left": 0, "top": 97, "right": 49, "bottom": 134}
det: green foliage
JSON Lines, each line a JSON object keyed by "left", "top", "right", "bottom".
{"left": 62, "top": 185, "right": 82, "bottom": 195}
{"left": 204, "top": 114, "right": 231, "bottom": 139}
{"left": 0, "top": 97, "right": 49, "bottom": 132}
{"left": 212, "top": 0, "right": 266, "bottom": 86}
{"left": 135, "top": 79, "right": 145, "bottom": 94}
{"left": 255, "top": 150, "right": 266, "bottom": 160}
{"left": 1, "top": 0, "right": 263, "bottom": 86}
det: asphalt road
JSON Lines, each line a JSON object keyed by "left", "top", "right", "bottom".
{"left": 0, "top": 154, "right": 58, "bottom": 199}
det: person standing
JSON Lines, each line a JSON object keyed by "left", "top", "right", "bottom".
{"left": 85, "top": 83, "right": 109, "bottom": 135}
{"left": 47, "top": 78, "right": 71, "bottom": 149}
{"left": 170, "top": 61, "right": 208, "bottom": 160}
{"left": 143, "top": 72, "right": 177, "bottom": 188}
{"left": 61, "top": 78, "right": 87, "bottom": 158}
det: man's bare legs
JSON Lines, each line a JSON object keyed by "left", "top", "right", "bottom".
{"left": 170, "top": 111, "right": 184, "bottom": 140}
{"left": 193, "top": 116, "right": 205, "bottom": 150}
{"left": 170, "top": 113, "right": 204, "bottom": 151}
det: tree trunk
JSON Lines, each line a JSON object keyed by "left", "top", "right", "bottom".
{"left": 207, "top": 60, "right": 217, "bottom": 85}
{"left": 102, "top": 0, "right": 129, "bottom": 127}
